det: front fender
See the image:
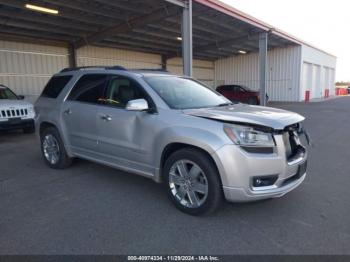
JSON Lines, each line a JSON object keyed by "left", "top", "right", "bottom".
{"left": 153, "top": 125, "right": 228, "bottom": 181}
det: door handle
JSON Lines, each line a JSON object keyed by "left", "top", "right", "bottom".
{"left": 64, "top": 108, "right": 72, "bottom": 115}
{"left": 100, "top": 114, "right": 112, "bottom": 121}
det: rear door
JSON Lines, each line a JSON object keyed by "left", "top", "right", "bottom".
{"left": 61, "top": 74, "right": 108, "bottom": 156}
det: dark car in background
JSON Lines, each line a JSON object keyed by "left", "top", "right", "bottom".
{"left": 216, "top": 85, "right": 260, "bottom": 105}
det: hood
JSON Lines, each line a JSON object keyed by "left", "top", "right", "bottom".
{"left": 0, "top": 99, "right": 33, "bottom": 109}
{"left": 183, "top": 104, "right": 305, "bottom": 130}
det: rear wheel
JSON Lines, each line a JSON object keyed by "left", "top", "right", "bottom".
{"left": 40, "top": 127, "right": 72, "bottom": 169}
{"left": 163, "top": 148, "right": 223, "bottom": 215}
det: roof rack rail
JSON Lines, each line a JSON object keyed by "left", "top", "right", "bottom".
{"left": 131, "top": 68, "right": 169, "bottom": 73}
{"left": 108, "top": 66, "right": 127, "bottom": 70}
{"left": 60, "top": 65, "right": 127, "bottom": 73}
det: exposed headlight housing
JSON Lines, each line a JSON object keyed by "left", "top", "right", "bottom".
{"left": 223, "top": 124, "right": 275, "bottom": 147}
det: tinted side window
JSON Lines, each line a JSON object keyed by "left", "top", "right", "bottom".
{"left": 68, "top": 74, "right": 108, "bottom": 104}
{"left": 104, "top": 76, "right": 147, "bottom": 108}
{"left": 217, "top": 86, "right": 232, "bottom": 92}
{"left": 41, "top": 75, "right": 72, "bottom": 98}
{"left": 233, "top": 86, "right": 242, "bottom": 92}
{"left": 0, "top": 88, "right": 18, "bottom": 100}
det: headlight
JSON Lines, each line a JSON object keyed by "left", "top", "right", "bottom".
{"left": 27, "top": 107, "right": 36, "bottom": 117}
{"left": 223, "top": 124, "right": 275, "bottom": 147}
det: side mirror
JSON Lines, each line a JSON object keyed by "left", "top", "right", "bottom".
{"left": 18, "top": 95, "right": 25, "bottom": 100}
{"left": 126, "top": 99, "right": 149, "bottom": 111}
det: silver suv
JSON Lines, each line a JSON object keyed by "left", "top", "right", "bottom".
{"left": 35, "top": 66, "right": 308, "bottom": 215}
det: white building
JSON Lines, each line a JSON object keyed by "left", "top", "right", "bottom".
{"left": 215, "top": 45, "right": 336, "bottom": 102}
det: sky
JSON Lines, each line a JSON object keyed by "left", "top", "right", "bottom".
{"left": 221, "top": 0, "right": 349, "bottom": 82}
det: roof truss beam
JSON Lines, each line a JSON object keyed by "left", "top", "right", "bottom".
{"left": 164, "top": 0, "right": 186, "bottom": 7}
{"left": 0, "top": 8, "right": 99, "bottom": 32}
{"left": 0, "top": 17, "right": 86, "bottom": 37}
{"left": 90, "top": 0, "right": 151, "bottom": 14}
{"left": 146, "top": 24, "right": 214, "bottom": 42}
{"left": 74, "top": 5, "right": 181, "bottom": 49}
{"left": 39, "top": 0, "right": 124, "bottom": 21}
{"left": 0, "top": 0, "right": 115, "bottom": 27}
{"left": 196, "top": 31, "right": 261, "bottom": 53}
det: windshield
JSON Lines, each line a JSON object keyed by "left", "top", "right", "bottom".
{"left": 241, "top": 85, "right": 254, "bottom": 92}
{"left": 144, "top": 76, "right": 230, "bottom": 109}
{"left": 0, "top": 87, "right": 18, "bottom": 100}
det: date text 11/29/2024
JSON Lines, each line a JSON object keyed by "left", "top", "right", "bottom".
{"left": 127, "top": 256, "right": 220, "bottom": 261}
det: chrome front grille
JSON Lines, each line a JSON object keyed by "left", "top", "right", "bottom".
{"left": 0, "top": 108, "right": 28, "bottom": 118}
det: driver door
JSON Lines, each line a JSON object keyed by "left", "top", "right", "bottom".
{"left": 96, "top": 75, "right": 157, "bottom": 175}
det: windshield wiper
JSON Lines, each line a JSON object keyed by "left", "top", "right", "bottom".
{"left": 217, "top": 102, "right": 234, "bottom": 107}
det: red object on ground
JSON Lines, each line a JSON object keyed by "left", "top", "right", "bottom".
{"left": 336, "top": 88, "right": 347, "bottom": 96}
{"left": 305, "top": 91, "right": 310, "bottom": 102}
{"left": 325, "top": 89, "right": 329, "bottom": 98}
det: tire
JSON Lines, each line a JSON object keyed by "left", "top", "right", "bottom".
{"left": 23, "top": 126, "right": 35, "bottom": 134}
{"left": 163, "top": 148, "right": 223, "bottom": 216}
{"left": 40, "top": 127, "right": 72, "bottom": 169}
{"left": 247, "top": 97, "right": 258, "bottom": 105}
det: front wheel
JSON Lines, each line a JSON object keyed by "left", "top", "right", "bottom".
{"left": 163, "top": 148, "right": 223, "bottom": 215}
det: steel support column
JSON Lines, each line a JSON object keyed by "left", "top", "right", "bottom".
{"left": 182, "top": 0, "right": 193, "bottom": 77}
{"left": 259, "top": 32, "right": 268, "bottom": 106}
{"left": 68, "top": 43, "right": 77, "bottom": 68}
{"left": 161, "top": 54, "right": 167, "bottom": 70}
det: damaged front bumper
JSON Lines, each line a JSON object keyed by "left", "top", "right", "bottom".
{"left": 212, "top": 127, "right": 308, "bottom": 203}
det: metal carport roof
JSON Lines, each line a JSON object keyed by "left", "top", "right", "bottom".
{"left": 0, "top": 0, "right": 298, "bottom": 61}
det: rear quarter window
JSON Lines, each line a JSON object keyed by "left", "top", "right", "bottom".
{"left": 41, "top": 75, "right": 73, "bottom": 98}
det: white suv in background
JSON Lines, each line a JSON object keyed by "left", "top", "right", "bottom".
{"left": 0, "top": 84, "right": 35, "bottom": 133}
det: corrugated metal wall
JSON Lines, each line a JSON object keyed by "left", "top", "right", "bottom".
{"left": 214, "top": 46, "right": 302, "bottom": 102}
{"left": 76, "top": 47, "right": 215, "bottom": 87}
{"left": 0, "top": 41, "right": 215, "bottom": 103}
{"left": 301, "top": 45, "right": 337, "bottom": 100}
{"left": 0, "top": 40, "right": 69, "bottom": 103}
{"left": 0, "top": 40, "right": 336, "bottom": 103}
{"left": 76, "top": 46, "right": 162, "bottom": 69}
{"left": 167, "top": 58, "right": 215, "bottom": 88}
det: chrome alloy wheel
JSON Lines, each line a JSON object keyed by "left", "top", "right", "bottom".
{"left": 42, "top": 134, "right": 60, "bottom": 165}
{"left": 169, "top": 160, "right": 209, "bottom": 208}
